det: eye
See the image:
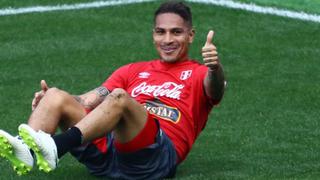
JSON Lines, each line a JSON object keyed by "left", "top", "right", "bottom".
{"left": 154, "top": 29, "right": 165, "bottom": 35}
{"left": 172, "top": 29, "right": 183, "bottom": 35}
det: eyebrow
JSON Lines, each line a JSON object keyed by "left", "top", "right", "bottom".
{"left": 154, "top": 27, "right": 186, "bottom": 31}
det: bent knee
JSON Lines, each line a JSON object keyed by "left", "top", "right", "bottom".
{"left": 107, "top": 88, "right": 130, "bottom": 106}
{"left": 45, "top": 87, "right": 71, "bottom": 103}
{"left": 45, "top": 87, "right": 66, "bottom": 96}
{"left": 110, "top": 88, "right": 129, "bottom": 99}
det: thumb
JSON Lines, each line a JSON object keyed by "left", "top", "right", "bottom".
{"left": 204, "top": 30, "right": 214, "bottom": 47}
{"left": 41, "top": 80, "right": 49, "bottom": 91}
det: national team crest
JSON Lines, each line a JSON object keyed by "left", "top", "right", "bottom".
{"left": 180, "top": 70, "right": 192, "bottom": 80}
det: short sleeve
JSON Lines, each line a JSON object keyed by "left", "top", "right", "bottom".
{"left": 102, "top": 64, "right": 131, "bottom": 91}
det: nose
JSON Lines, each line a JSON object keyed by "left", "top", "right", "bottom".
{"left": 164, "top": 32, "right": 173, "bottom": 44}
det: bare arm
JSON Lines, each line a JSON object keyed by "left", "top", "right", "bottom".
{"left": 202, "top": 30, "right": 226, "bottom": 103}
{"left": 32, "top": 80, "right": 110, "bottom": 111}
{"left": 74, "top": 86, "right": 110, "bottom": 110}
{"left": 204, "top": 66, "right": 225, "bottom": 103}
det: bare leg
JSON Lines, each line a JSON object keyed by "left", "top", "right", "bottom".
{"left": 28, "top": 88, "right": 87, "bottom": 134}
{"left": 75, "top": 88, "right": 148, "bottom": 144}
{"left": 18, "top": 87, "right": 149, "bottom": 172}
{"left": 28, "top": 87, "right": 147, "bottom": 145}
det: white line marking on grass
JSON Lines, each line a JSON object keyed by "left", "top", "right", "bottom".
{"left": 0, "top": 0, "right": 319, "bottom": 24}
{"left": 187, "top": 0, "right": 320, "bottom": 23}
{"left": 0, "top": 0, "right": 155, "bottom": 16}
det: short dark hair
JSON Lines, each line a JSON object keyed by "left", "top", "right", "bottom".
{"left": 154, "top": 1, "right": 192, "bottom": 28}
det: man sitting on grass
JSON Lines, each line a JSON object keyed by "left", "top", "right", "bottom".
{"left": 0, "top": 1, "right": 225, "bottom": 179}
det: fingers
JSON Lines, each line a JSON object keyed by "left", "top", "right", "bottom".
{"left": 203, "top": 56, "right": 219, "bottom": 69}
{"left": 202, "top": 51, "right": 218, "bottom": 58}
{"left": 203, "top": 56, "right": 219, "bottom": 63}
{"left": 41, "top": 80, "right": 48, "bottom": 91}
{"left": 32, "top": 91, "right": 44, "bottom": 111}
{"left": 32, "top": 80, "right": 48, "bottom": 111}
{"left": 32, "top": 98, "right": 37, "bottom": 111}
{"left": 204, "top": 30, "right": 214, "bottom": 47}
{"left": 202, "top": 30, "right": 220, "bottom": 70}
{"left": 202, "top": 30, "right": 217, "bottom": 53}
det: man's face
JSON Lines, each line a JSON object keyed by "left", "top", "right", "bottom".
{"left": 153, "top": 13, "right": 194, "bottom": 63}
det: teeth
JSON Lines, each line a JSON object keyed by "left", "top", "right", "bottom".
{"left": 161, "top": 46, "right": 177, "bottom": 53}
{"left": 163, "top": 48, "right": 175, "bottom": 51}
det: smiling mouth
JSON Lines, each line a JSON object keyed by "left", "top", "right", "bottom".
{"left": 161, "top": 46, "right": 178, "bottom": 54}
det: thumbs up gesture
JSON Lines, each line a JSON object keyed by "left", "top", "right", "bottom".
{"left": 31, "top": 80, "right": 49, "bottom": 111}
{"left": 202, "top": 30, "right": 220, "bottom": 70}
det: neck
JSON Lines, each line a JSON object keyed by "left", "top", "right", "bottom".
{"left": 160, "top": 57, "right": 189, "bottom": 64}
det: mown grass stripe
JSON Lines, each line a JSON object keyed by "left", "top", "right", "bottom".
{"left": 0, "top": 0, "right": 320, "bottom": 23}
{"left": 0, "top": 0, "right": 155, "bottom": 16}
{"left": 187, "top": 0, "right": 320, "bottom": 23}
{"left": 0, "top": 0, "right": 320, "bottom": 24}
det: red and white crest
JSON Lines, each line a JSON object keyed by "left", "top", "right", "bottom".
{"left": 180, "top": 70, "right": 192, "bottom": 80}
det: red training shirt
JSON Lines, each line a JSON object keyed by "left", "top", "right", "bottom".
{"left": 102, "top": 59, "right": 216, "bottom": 163}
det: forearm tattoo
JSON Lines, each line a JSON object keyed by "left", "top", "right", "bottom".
{"left": 95, "top": 86, "right": 110, "bottom": 97}
{"left": 74, "top": 87, "right": 110, "bottom": 110}
{"left": 73, "top": 96, "right": 83, "bottom": 104}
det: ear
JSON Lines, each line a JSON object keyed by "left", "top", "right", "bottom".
{"left": 188, "top": 29, "right": 195, "bottom": 44}
{"left": 152, "top": 28, "right": 156, "bottom": 43}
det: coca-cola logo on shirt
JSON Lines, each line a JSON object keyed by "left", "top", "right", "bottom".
{"left": 131, "top": 82, "right": 184, "bottom": 100}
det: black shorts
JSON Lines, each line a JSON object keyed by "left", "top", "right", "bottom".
{"left": 69, "top": 128, "right": 177, "bottom": 179}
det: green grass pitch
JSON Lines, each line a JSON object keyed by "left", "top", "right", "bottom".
{"left": 0, "top": 1, "right": 319, "bottom": 179}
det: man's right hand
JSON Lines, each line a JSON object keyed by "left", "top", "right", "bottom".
{"left": 32, "top": 80, "right": 49, "bottom": 111}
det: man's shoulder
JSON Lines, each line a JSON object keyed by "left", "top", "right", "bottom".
{"left": 126, "top": 59, "right": 158, "bottom": 69}
{"left": 187, "top": 59, "right": 205, "bottom": 66}
{"left": 131, "top": 59, "right": 157, "bottom": 65}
